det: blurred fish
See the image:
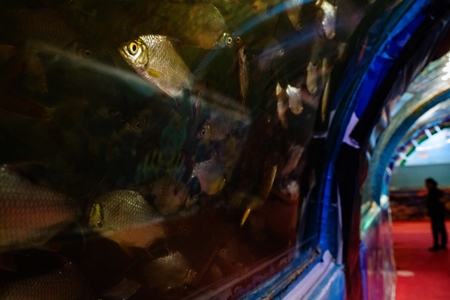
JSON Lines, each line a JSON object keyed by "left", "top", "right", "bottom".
{"left": 241, "top": 165, "right": 277, "bottom": 226}
{"left": 0, "top": 45, "right": 47, "bottom": 95}
{"left": 0, "top": 51, "right": 52, "bottom": 119}
{"left": 246, "top": 0, "right": 270, "bottom": 13}
{"left": 89, "top": 190, "right": 165, "bottom": 249}
{"left": 0, "top": 7, "right": 83, "bottom": 53}
{"left": 192, "top": 153, "right": 226, "bottom": 196}
{"left": 197, "top": 111, "right": 236, "bottom": 142}
{"left": 319, "top": 1, "right": 336, "bottom": 39}
{"left": 276, "top": 83, "right": 288, "bottom": 128}
{"left": 119, "top": 35, "right": 192, "bottom": 98}
{"left": 143, "top": 251, "right": 197, "bottom": 291}
{"left": 306, "top": 61, "right": 319, "bottom": 95}
{"left": 282, "top": 145, "right": 304, "bottom": 175}
{"left": 285, "top": 0, "right": 303, "bottom": 31}
{"left": 147, "top": 175, "right": 190, "bottom": 215}
{"left": 0, "top": 165, "right": 80, "bottom": 252}
{"left": 237, "top": 46, "right": 249, "bottom": 111}
{"left": 136, "top": 3, "right": 233, "bottom": 50}
{"left": 0, "top": 263, "right": 96, "bottom": 300}
{"left": 286, "top": 84, "right": 303, "bottom": 115}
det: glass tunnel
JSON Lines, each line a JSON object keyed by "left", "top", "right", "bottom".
{"left": 0, "top": 0, "right": 449, "bottom": 299}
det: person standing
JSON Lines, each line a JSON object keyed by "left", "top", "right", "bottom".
{"left": 425, "top": 178, "right": 448, "bottom": 251}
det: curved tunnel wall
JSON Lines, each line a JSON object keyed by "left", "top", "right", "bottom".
{"left": 314, "top": 1, "right": 450, "bottom": 299}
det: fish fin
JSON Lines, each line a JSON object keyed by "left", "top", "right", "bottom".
{"left": 146, "top": 68, "right": 163, "bottom": 78}
{"left": 240, "top": 207, "right": 252, "bottom": 227}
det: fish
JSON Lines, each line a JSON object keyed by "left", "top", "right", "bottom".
{"left": 0, "top": 45, "right": 48, "bottom": 95}
{"left": 0, "top": 7, "right": 84, "bottom": 54}
{"left": 89, "top": 190, "right": 165, "bottom": 250}
{"left": 237, "top": 46, "right": 249, "bottom": 111}
{"left": 306, "top": 61, "right": 319, "bottom": 95}
{"left": 119, "top": 35, "right": 192, "bottom": 98}
{"left": 246, "top": 0, "right": 270, "bottom": 13}
{"left": 319, "top": 1, "right": 337, "bottom": 39}
{"left": 0, "top": 51, "right": 52, "bottom": 120}
{"left": 0, "top": 165, "right": 81, "bottom": 252}
{"left": 241, "top": 165, "right": 277, "bottom": 226}
{"left": 146, "top": 175, "right": 190, "bottom": 215}
{"left": 285, "top": 0, "right": 303, "bottom": 31}
{"left": 286, "top": 84, "right": 303, "bottom": 115}
{"left": 197, "top": 111, "right": 236, "bottom": 142}
{"left": 276, "top": 82, "right": 288, "bottom": 128}
{"left": 281, "top": 145, "right": 304, "bottom": 176}
{"left": 135, "top": 3, "right": 233, "bottom": 50}
{"left": 143, "top": 251, "right": 197, "bottom": 291}
{"left": 0, "top": 262, "right": 96, "bottom": 300}
{"left": 191, "top": 153, "right": 226, "bottom": 196}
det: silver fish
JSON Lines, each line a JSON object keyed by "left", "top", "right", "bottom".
{"left": 89, "top": 190, "right": 165, "bottom": 249}
{"left": 0, "top": 165, "right": 80, "bottom": 252}
{"left": 0, "top": 263, "right": 96, "bottom": 300}
{"left": 276, "top": 82, "right": 288, "bottom": 128}
{"left": 286, "top": 84, "right": 303, "bottom": 115}
{"left": 119, "top": 35, "right": 192, "bottom": 98}
{"left": 320, "top": 1, "right": 336, "bottom": 39}
{"left": 143, "top": 251, "right": 197, "bottom": 291}
{"left": 192, "top": 153, "right": 226, "bottom": 196}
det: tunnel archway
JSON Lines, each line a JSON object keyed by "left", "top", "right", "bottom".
{"left": 313, "top": 1, "right": 450, "bottom": 299}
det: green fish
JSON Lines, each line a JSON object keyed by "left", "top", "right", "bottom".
{"left": 0, "top": 165, "right": 81, "bottom": 252}
{"left": 89, "top": 190, "right": 165, "bottom": 250}
{"left": 119, "top": 34, "right": 192, "bottom": 98}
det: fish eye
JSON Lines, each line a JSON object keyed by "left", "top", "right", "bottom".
{"left": 128, "top": 42, "right": 139, "bottom": 54}
{"left": 97, "top": 221, "right": 103, "bottom": 228}
{"left": 227, "top": 36, "right": 233, "bottom": 45}
{"left": 83, "top": 49, "right": 92, "bottom": 58}
{"left": 236, "top": 36, "right": 241, "bottom": 44}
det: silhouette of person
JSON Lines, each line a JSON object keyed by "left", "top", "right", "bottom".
{"left": 425, "top": 178, "right": 447, "bottom": 251}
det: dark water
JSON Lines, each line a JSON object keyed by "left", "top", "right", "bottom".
{"left": 0, "top": 0, "right": 368, "bottom": 299}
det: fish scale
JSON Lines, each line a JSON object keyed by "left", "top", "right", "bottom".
{"left": 119, "top": 34, "right": 192, "bottom": 98}
{"left": 89, "top": 190, "right": 165, "bottom": 249}
{"left": 0, "top": 263, "right": 96, "bottom": 300}
{"left": 0, "top": 166, "right": 80, "bottom": 252}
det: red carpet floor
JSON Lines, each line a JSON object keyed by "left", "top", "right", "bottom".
{"left": 393, "top": 221, "right": 450, "bottom": 300}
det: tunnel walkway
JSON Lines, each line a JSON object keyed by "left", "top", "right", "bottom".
{"left": 393, "top": 221, "right": 450, "bottom": 300}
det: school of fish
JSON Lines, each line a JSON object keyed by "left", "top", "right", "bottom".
{"left": 0, "top": 0, "right": 345, "bottom": 299}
